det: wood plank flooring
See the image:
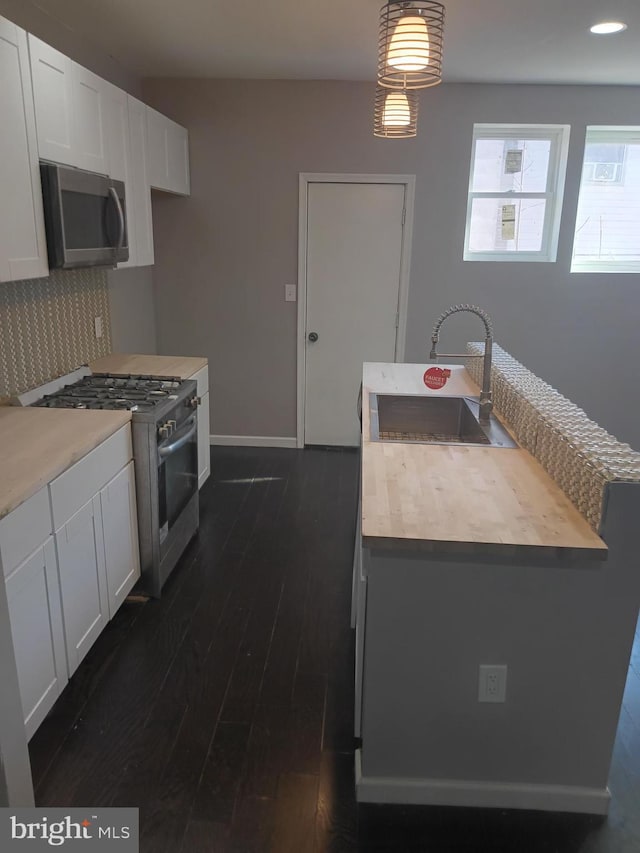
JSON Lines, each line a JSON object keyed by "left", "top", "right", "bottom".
{"left": 29, "top": 446, "right": 640, "bottom": 852}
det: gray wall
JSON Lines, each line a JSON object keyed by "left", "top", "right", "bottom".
{"left": 107, "top": 267, "right": 157, "bottom": 354}
{"left": 142, "top": 79, "right": 640, "bottom": 447}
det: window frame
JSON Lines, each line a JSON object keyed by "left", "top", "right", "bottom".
{"left": 571, "top": 126, "right": 640, "bottom": 274}
{"left": 463, "top": 124, "right": 570, "bottom": 263}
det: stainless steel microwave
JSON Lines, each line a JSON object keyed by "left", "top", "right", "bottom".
{"left": 39, "top": 162, "right": 129, "bottom": 269}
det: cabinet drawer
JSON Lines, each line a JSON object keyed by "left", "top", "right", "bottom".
{"left": 190, "top": 365, "right": 209, "bottom": 398}
{"left": 49, "top": 425, "right": 132, "bottom": 530}
{"left": 0, "top": 487, "right": 52, "bottom": 578}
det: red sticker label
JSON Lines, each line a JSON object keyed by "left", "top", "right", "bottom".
{"left": 423, "top": 367, "right": 451, "bottom": 390}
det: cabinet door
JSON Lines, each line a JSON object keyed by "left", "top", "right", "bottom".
{"left": 354, "top": 547, "right": 367, "bottom": 738}
{"left": 166, "top": 120, "right": 190, "bottom": 195}
{"left": 0, "top": 20, "right": 48, "bottom": 283}
{"left": 28, "top": 34, "right": 75, "bottom": 167}
{"left": 104, "top": 84, "right": 139, "bottom": 267}
{"left": 124, "top": 96, "right": 154, "bottom": 267}
{"left": 100, "top": 462, "right": 140, "bottom": 618}
{"left": 146, "top": 106, "right": 190, "bottom": 196}
{"left": 71, "top": 62, "right": 108, "bottom": 174}
{"left": 146, "top": 106, "right": 168, "bottom": 189}
{"left": 103, "top": 82, "right": 128, "bottom": 182}
{"left": 197, "top": 391, "right": 211, "bottom": 489}
{"left": 5, "top": 538, "right": 67, "bottom": 740}
{"left": 55, "top": 496, "right": 108, "bottom": 676}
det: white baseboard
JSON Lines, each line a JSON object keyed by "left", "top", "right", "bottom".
{"left": 209, "top": 434, "right": 298, "bottom": 449}
{"left": 355, "top": 751, "right": 610, "bottom": 815}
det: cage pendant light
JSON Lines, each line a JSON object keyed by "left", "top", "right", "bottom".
{"left": 378, "top": 1, "right": 445, "bottom": 89}
{"left": 373, "top": 85, "right": 418, "bottom": 138}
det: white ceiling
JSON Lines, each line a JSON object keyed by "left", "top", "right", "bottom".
{"left": 30, "top": 0, "right": 640, "bottom": 85}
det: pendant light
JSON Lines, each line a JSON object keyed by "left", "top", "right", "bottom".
{"left": 378, "top": 1, "right": 445, "bottom": 89}
{"left": 373, "top": 85, "right": 418, "bottom": 138}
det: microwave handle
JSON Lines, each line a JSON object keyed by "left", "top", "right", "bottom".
{"left": 108, "top": 186, "right": 125, "bottom": 252}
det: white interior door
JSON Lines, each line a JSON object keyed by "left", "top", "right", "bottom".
{"left": 304, "top": 181, "right": 406, "bottom": 446}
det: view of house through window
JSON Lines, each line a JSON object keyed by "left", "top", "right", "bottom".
{"left": 571, "top": 127, "right": 640, "bottom": 273}
{"left": 464, "top": 124, "right": 570, "bottom": 262}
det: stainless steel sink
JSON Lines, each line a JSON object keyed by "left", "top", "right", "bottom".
{"left": 369, "top": 394, "right": 517, "bottom": 448}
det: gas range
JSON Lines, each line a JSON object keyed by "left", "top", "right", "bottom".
{"left": 17, "top": 368, "right": 200, "bottom": 598}
{"left": 31, "top": 373, "right": 186, "bottom": 413}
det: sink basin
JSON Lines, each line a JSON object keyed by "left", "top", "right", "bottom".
{"left": 369, "top": 394, "right": 517, "bottom": 448}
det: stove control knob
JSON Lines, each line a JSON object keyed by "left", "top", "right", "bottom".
{"left": 168, "top": 420, "right": 177, "bottom": 433}
{"left": 189, "top": 396, "right": 201, "bottom": 409}
{"left": 158, "top": 423, "right": 171, "bottom": 439}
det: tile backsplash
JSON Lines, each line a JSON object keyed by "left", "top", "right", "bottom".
{"left": 0, "top": 268, "right": 112, "bottom": 398}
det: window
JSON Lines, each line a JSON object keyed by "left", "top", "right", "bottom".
{"left": 463, "top": 124, "right": 570, "bottom": 262}
{"left": 571, "top": 127, "right": 640, "bottom": 273}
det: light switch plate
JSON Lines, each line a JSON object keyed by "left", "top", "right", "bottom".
{"left": 284, "top": 284, "right": 297, "bottom": 302}
{"left": 94, "top": 316, "right": 103, "bottom": 339}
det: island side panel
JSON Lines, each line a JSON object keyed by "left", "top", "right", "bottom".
{"left": 358, "top": 544, "right": 639, "bottom": 808}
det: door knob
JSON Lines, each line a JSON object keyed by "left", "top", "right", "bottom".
{"left": 308, "top": 332, "right": 319, "bottom": 342}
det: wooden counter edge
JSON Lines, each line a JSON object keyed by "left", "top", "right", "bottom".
{"left": 361, "top": 534, "right": 608, "bottom": 563}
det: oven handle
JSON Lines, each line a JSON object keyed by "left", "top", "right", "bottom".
{"left": 158, "top": 416, "right": 197, "bottom": 458}
{"left": 108, "top": 186, "right": 125, "bottom": 251}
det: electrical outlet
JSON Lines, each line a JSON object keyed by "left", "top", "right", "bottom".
{"left": 284, "top": 284, "right": 297, "bottom": 302}
{"left": 478, "top": 664, "right": 507, "bottom": 703}
{"left": 94, "top": 316, "right": 103, "bottom": 339}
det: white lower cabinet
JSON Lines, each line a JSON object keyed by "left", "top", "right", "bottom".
{"left": 5, "top": 538, "right": 67, "bottom": 740}
{"left": 100, "top": 462, "right": 140, "bottom": 618}
{"left": 190, "top": 365, "right": 210, "bottom": 489}
{"left": 50, "top": 425, "right": 139, "bottom": 676}
{"left": 55, "top": 496, "right": 108, "bottom": 677}
{"left": 197, "top": 391, "right": 211, "bottom": 489}
{"left": 1, "top": 429, "right": 140, "bottom": 740}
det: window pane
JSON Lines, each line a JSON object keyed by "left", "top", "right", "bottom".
{"left": 468, "top": 197, "right": 546, "bottom": 252}
{"left": 582, "top": 143, "right": 625, "bottom": 184}
{"left": 472, "top": 139, "right": 551, "bottom": 193}
{"left": 573, "top": 141, "right": 640, "bottom": 265}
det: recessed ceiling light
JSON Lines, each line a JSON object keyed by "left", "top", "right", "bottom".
{"left": 590, "top": 21, "right": 627, "bottom": 34}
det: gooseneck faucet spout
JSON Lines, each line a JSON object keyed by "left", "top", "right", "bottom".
{"left": 429, "top": 304, "right": 494, "bottom": 423}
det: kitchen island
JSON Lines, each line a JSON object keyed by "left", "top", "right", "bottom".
{"left": 355, "top": 357, "right": 640, "bottom": 815}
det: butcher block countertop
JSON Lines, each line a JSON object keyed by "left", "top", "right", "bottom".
{"left": 89, "top": 353, "right": 207, "bottom": 379}
{"left": 362, "top": 363, "right": 607, "bottom": 560}
{"left": 0, "top": 407, "right": 131, "bottom": 520}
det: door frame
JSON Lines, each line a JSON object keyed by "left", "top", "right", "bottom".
{"left": 296, "top": 172, "right": 416, "bottom": 448}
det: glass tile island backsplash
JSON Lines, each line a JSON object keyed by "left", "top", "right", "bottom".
{"left": 0, "top": 268, "right": 112, "bottom": 398}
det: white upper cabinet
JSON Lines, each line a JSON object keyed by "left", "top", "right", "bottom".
{"left": 0, "top": 18, "right": 48, "bottom": 282}
{"left": 72, "top": 63, "right": 108, "bottom": 174}
{"left": 29, "top": 34, "right": 109, "bottom": 175}
{"left": 104, "top": 83, "right": 138, "bottom": 266}
{"left": 123, "top": 96, "right": 154, "bottom": 267}
{"left": 28, "top": 34, "right": 75, "bottom": 167}
{"left": 147, "top": 106, "right": 190, "bottom": 196}
{"left": 103, "top": 82, "right": 128, "bottom": 182}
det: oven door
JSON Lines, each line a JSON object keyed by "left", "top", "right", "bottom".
{"left": 157, "top": 414, "right": 198, "bottom": 547}
{"left": 40, "top": 163, "right": 129, "bottom": 268}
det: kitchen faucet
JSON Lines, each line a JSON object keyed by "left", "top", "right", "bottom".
{"left": 429, "top": 304, "right": 494, "bottom": 423}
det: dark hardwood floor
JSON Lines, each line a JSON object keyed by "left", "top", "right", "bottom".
{"left": 29, "top": 446, "right": 640, "bottom": 852}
